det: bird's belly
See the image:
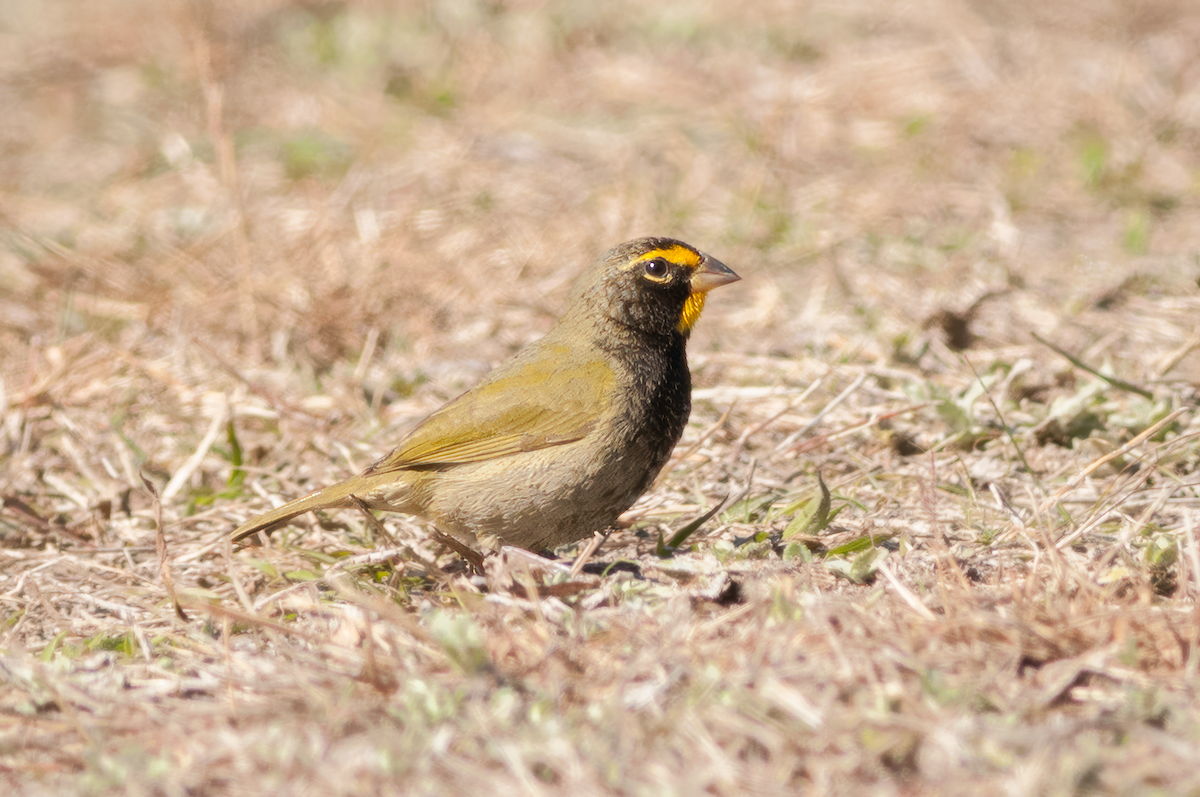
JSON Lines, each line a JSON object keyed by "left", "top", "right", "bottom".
{"left": 425, "top": 439, "right": 665, "bottom": 550}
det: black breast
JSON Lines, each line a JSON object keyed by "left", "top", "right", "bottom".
{"left": 607, "top": 330, "right": 692, "bottom": 480}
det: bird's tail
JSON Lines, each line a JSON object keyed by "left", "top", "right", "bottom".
{"left": 230, "top": 481, "right": 363, "bottom": 543}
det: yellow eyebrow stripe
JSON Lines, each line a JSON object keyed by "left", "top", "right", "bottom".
{"left": 623, "top": 245, "right": 702, "bottom": 269}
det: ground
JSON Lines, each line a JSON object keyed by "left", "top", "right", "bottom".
{"left": 3, "top": 1, "right": 1200, "bottom": 794}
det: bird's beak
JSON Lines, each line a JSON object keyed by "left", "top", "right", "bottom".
{"left": 690, "top": 254, "right": 740, "bottom": 293}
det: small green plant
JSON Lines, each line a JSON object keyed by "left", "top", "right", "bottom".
{"left": 826, "top": 545, "right": 887, "bottom": 584}
{"left": 281, "top": 130, "right": 355, "bottom": 181}
{"left": 781, "top": 473, "right": 833, "bottom": 540}
{"left": 1079, "top": 135, "right": 1108, "bottom": 190}
{"left": 1123, "top": 209, "right": 1150, "bottom": 255}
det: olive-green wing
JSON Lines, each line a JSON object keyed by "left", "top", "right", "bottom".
{"left": 365, "top": 354, "right": 614, "bottom": 473}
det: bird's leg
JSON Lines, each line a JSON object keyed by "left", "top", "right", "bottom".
{"left": 569, "top": 530, "right": 610, "bottom": 578}
{"left": 431, "top": 528, "right": 486, "bottom": 574}
{"left": 347, "top": 494, "right": 398, "bottom": 546}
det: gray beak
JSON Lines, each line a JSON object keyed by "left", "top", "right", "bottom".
{"left": 690, "top": 253, "right": 740, "bottom": 293}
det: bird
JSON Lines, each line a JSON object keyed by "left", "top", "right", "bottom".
{"left": 230, "top": 237, "right": 739, "bottom": 552}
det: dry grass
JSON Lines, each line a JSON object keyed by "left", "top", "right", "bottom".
{"left": 4, "top": 0, "right": 1200, "bottom": 794}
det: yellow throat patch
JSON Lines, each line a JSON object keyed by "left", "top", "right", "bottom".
{"left": 678, "top": 292, "right": 706, "bottom": 334}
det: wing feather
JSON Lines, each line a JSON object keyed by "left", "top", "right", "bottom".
{"left": 365, "top": 353, "right": 613, "bottom": 472}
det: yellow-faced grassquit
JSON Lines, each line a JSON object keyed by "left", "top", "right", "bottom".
{"left": 231, "top": 237, "right": 739, "bottom": 551}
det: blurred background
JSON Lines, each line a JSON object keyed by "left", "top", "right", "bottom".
{"left": 3, "top": 0, "right": 1199, "bottom": 412}
{"left": 5, "top": 8, "right": 1200, "bottom": 789}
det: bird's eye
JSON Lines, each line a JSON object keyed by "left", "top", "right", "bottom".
{"left": 643, "top": 258, "right": 669, "bottom": 279}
